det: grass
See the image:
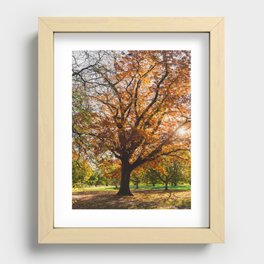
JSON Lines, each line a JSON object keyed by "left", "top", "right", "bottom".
{"left": 72, "top": 184, "right": 191, "bottom": 193}
{"left": 72, "top": 187, "right": 191, "bottom": 209}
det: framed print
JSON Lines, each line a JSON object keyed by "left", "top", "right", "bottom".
{"left": 38, "top": 17, "right": 224, "bottom": 244}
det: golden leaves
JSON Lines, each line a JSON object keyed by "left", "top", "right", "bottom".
{"left": 72, "top": 50, "right": 191, "bottom": 172}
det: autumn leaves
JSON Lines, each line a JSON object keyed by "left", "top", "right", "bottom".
{"left": 72, "top": 50, "right": 191, "bottom": 195}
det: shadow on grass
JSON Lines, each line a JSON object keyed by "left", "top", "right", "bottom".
{"left": 73, "top": 190, "right": 191, "bottom": 209}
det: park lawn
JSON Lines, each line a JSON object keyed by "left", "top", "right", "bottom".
{"left": 72, "top": 188, "right": 191, "bottom": 209}
{"left": 72, "top": 184, "right": 191, "bottom": 193}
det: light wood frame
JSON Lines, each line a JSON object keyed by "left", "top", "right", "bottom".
{"left": 38, "top": 17, "right": 224, "bottom": 244}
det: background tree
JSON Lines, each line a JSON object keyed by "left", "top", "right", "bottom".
{"left": 99, "top": 159, "right": 120, "bottom": 187}
{"left": 72, "top": 158, "right": 93, "bottom": 188}
{"left": 130, "top": 167, "right": 145, "bottom": 189}
{"left": 130, "top": 173, "right": 141, "bottom": 189}
{"left": 153, "top": 158, "right": 173, "bottom": 190}
{"left": 144, "top": 168, "right": 160, "bottom": 187}
{"left": 72, "top": 50, "right": 191, "bottom": 195}
{"left": 169, "top": 162, "right": 179, "bottom": 187}
{"left": 86, "top": 170, "right": 105, "bottom": 187}
{"left": 176, "top": 160, "right": 191, "bottom": 185}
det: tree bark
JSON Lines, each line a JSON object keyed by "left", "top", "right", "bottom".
{"left": 117, "top": 161, "right": 133, "bottom": 196}
{"left": 164, "top": 182, "right": 168, "bottom": 190}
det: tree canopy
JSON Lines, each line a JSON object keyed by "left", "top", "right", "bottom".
{"left": 72, "top": 50, "right": 191, "bottom": 195}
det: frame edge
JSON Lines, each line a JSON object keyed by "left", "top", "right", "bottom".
{"left": 38, "top": 18, "right": 54, "bottom": 243}
{"left": 210, "top": 18, "right": 225, "bottom": 243}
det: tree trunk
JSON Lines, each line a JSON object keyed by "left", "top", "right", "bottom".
{"left": 164, "top": 182, "right": 168, "bottom": 190}
{"left": 117, "top": 161, "right": 133, "bottom": 196}
{"left": 135, "top": 182, "right": 139, "bottom": 189}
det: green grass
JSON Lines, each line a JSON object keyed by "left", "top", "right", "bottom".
{"left": 73, "top": 184, "right": 191, "bottom": 193}
{"left": 132, "top": 184, "right": 191, "bottom": 191}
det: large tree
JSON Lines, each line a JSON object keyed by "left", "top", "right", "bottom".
{"left": 72, "top": 50, "right": 191, "bottom": 195}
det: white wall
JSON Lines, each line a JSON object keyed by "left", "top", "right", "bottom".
{"left": 0, "top": 0, "right": 263, "bottom": 263}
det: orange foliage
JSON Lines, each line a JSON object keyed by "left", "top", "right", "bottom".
{"left": 72, "top": 50, "right": 191, "bottom": 185}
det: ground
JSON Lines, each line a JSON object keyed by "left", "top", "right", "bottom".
{"left": 72, "top": 186, "right": 191, "bottom": 209}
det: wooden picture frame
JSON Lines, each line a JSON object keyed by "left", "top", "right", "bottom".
{"left": 38, "top": 17, "right": 224, "bottom": 244}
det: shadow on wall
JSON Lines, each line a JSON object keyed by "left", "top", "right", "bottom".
{"left": 26, "top": 34, "right": 210, "bottom": 254}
